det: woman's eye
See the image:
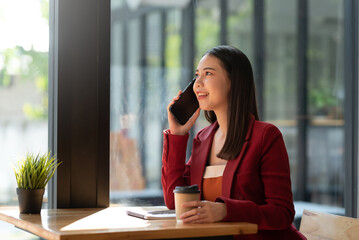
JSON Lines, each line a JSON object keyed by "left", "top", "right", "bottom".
{"left": 205, "top": 72, "right": 212, "bottom": 76}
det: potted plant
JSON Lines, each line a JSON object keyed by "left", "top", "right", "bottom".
{"left": 13, "top": 152, "right": 61, "bottom": 214}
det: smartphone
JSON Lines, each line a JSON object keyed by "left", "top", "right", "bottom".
{"left": 169, "top": 78, "right": 199, "bottom": 125}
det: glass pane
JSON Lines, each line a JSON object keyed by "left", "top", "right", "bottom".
{"left": 110, "top": 0, "right": 346, "bottom": 219}
{"left": 165, "top": 9, "right": 182, "bottom": 97}
{"left": 264, "top": 0, "right": 345, "bottom": 217}
{"left": 195, "top": 0, "right": 220, "bottom": 63}
{"left": 0, "top": 0, "right": 49, "bottom": 239}
{"left": 110, "top": 17, "right": 147, "bottom": 200}
{"left": 144, "top": 12, "right": 163, "bottom": 190}
{"left": 227, "top": 0, "right": 254, "bottom": 61}
{"left": 110, "top": 1, "right": 197, "bottom": 204}
{"left": 264, "top": 0, "right": 299, "bottom": 196}
{"left": 193, "top": 0, "right": 221, "bottom": 132}
{"left": 307, "top": 0, "right": 344, "bottom": 207}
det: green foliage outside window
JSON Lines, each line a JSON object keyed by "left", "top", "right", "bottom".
{"left": 195, "top": 7, "right": 219, "bottom": 64}
{"left": 0, "top": 0, "right": 49, "bottom": 121}
{"left": 0, "top": 46, "right": 48, "bottom": 120}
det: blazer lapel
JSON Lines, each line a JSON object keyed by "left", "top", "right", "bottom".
{"left": 222, "top": 115, "right": 255, "bottom": 198}
{"left": 190, "top": 122, "right": 218, "bottom": 191}
{"left": 222, "top": 142, "right": 249, "bottom": 198}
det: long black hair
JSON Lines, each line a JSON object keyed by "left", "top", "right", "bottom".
{"left": 204, "top": 46, "right": 259, "bottom": 160}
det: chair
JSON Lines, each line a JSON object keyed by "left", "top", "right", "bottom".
{"left": 299, "top": 209, "right": 359, "bottom": 240}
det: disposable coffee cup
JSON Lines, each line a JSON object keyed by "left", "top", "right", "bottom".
{"left": 173, "top": 185, "right": 200, "bottom": 220}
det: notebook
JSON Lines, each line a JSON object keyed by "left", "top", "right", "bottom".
{"left": 126, "top": 206, "right": 176, "bottom": 220}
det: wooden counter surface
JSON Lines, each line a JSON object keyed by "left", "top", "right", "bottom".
{"left": 0, "top": 206, "right": 257, "bottom": 240}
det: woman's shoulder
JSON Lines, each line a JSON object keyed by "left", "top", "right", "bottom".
{"left": 253, "top": 119, "right": 277, "bottom": 129}
{"left": 252, "top": 119, "right": 283, "bottom": 138}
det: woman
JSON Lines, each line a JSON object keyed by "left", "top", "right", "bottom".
{"left": 161, "top": 45, "right": 306, "bottom": 239}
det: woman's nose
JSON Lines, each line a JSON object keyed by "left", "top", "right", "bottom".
{"left": 194, "top": 77, "right": 202, "bottom": 88}
{"left": 195, "top": 80, "right": 200, "bottom": 88}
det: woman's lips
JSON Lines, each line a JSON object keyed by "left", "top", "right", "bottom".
{"left": 196, "top": 92, "right": 208, "bottom": 100}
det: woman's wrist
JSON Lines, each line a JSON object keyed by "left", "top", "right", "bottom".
{"left": 169, "top": 129, "right": 188, "bottom": 136}
{"left": 164, "top": 129, "right": 189, "bottom": 136}
{"left": 215, "top": 202, "right": 227, "bottom": 222}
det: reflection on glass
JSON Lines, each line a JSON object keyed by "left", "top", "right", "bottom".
{"left": 307, "top": 0, "right": 344, "bottom": 207}
{"left": 228, "top": 0, "right": 254, "bottom": 61}
{"left": 110, "top": 16, "right": 145, "bottom": 195}
{"left": 195, "top": 0, "right": 220, "bottom": 64}
{"left": 264, "top": 0, "right": 299, "bottom": 196}
{"left": 110, "top": 0, "right": 346, "bottom": 216}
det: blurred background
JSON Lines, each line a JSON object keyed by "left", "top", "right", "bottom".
{"left": 0, "top": 0, "right": 48, "bottom": 238}
{"left": 0, "top": 0, "right": 348, "bottom": 238}
{"left": 109, "top": 0, "right": 345, "bottom": 215}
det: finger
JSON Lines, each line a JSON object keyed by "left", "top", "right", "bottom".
{"left": 181, "top": 212, "right": 205, "bottom": 223}
{"left": 182, "top": 200, "right": 204, "bottom": 208}
{"left": 167, "top": 91, "right": 183, "bottom": 111}
{"left": 180, "top": 206, "right": 207, "bottom": 220}
{"left": 173, "top": 91, "right": 182, "bottom": 101}
{"left": 182, "top": 215, "right": 202, "bottom": 223}
{"left": 172, "top": 90, "right": 182, "bottom": 101}
{"left": 187, "top": 218, "right": 208, "bottom": 224}
{"left": 169, "top": 96, "right": 179, "bottom": 107}
{"left": 182, "top": 209, "right": 209, "bottom": 223}
{"left": 187, "top": 108, "right": 200, "bottom": 125}
{"left": 180, "top": 207, "right": 199, "bottom": 219}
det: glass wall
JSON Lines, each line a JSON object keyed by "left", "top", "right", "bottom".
{"left": 306, "top": 0, "right": 344, "bottom": 206}
{"left": 0, "top": 0, "right": 49, "bottom": 239}
{"left": 110, "top": 0, "right": 346, "bottom": 218}
{"left": 262, "top": 0, "right": 345, "bottom": 220}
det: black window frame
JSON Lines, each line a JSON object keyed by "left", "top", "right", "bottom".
{"left": 344, "top": 0, "right": 358, "bottom": 218}
{"left": 49, "top": 0, "right": 110, "bottom": 208}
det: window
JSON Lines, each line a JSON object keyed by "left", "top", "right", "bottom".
{"left": 263, "top": 0, "right": 346, "bottom": 221}
{"left": 109, "top": 0, "right": 350, "bottom": 218}
{"left": 0, "top": 0, "right": 49, "bottom": 238}
{"left": 306, "top": 0, "right": 344, "bottom": 206}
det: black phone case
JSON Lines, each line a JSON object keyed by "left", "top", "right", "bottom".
{"left": 169, "top": 78, "right": 199, "bottom": 125}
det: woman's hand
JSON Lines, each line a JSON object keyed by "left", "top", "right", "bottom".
{"left": 167, "top": 91, "right": 200, "bottom": 135}
{"left": 180, "top": 201, "right": 227, "bottom": 223}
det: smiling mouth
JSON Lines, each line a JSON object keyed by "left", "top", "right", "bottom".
{"left": 197, "top": 93, "right": 208, "bottom": 97}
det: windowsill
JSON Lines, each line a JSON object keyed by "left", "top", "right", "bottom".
{"left": 110, "top": 189, "right": 164, "bottom": 206}
{"left": 267, "top": 118, "right": 344, "bottom": 127}
{"left": 294, "top": 201, "right": 345, "bottom": 219}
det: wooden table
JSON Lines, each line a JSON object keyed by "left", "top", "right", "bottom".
{"left": 0, "top": 206, "right": 257, "bottom": 240}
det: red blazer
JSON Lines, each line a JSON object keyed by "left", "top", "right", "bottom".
{"left": 161, "top": 116, "right": 306, "bottom": 240}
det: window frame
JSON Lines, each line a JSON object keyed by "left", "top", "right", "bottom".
{"left": 49, "top": 0, "right": 110, "bottom": 208}
{"left": 344, "top": 0, "right": 358, "bottom": 218}
{"left": 48, "top": 0, "right": 358, "bottom": 217}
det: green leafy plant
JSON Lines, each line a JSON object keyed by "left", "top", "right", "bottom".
{"left": 13, "top": 152, "right": 61, "bottom": 189}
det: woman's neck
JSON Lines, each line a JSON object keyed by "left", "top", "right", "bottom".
{"left": 214, "top": 108, "right": 228, "bottom": 139}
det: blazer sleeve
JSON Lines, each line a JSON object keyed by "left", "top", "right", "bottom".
{"left": 216, "top": 125, "right": 295, "bottom": 230}
{"left": 161, "top": 130, "right": 191, "bottom": 209}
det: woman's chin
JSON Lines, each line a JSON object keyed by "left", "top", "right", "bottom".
{"left": 199, "top": 103, "right": 213, "bottom": 111}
